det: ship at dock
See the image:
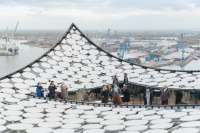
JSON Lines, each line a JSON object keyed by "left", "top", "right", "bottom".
{"left": 0, "top": 22, "right": 20, "bottom": 56}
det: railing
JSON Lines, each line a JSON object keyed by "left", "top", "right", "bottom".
{"left": 28, "top": 93, "right": 200, "bottom": 109}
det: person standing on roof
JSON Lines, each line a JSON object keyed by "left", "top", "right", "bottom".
{"left": 35, "top": 82, "right": 44, "bottom": 98}
{"left": 60, "top": 82, "right": 69, "bottom": 101}
{"left": 48, "top": 81, "right": 57, "bottom": 99}
{"left": 101, "top": 85, "right": 109, "bottom": 103}
{"left": 123, "top": 73, "right": 129, "bottom": 86}
{"left": 160, "top": 87, "right": 170, "bottom": 105}
{"left": 112, "top": 75, "right": 122, "bottom": 105}
{"left": 122, "top": 85, "right": 130, "bottom": 103}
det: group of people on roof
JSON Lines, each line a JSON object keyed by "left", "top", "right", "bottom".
{"left": 35, "top": 81, "right": 69, "bottom": 101}
{"left": 144, "top": 87, "right": 170, "bottom": 105}
{"left": 34, "top": 73, "right": 175, "bottom": 105}
{"left": 100, "top": 73, "right": 172, "bottom": 106}
{"left": 101, "top": 73, "right": 130, "bottom": 105}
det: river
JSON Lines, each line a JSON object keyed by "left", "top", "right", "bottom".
{"left": 0, "top": 44, "right": 48, "bottom": 78}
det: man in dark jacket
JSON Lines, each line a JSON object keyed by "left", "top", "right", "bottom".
{"left": 48, "top": 81, "right": 57, "bottom": 99}
{"left": 122, "top": 85, "right": 130, "bottom": 102}
{"left": 160, "top": 88, "right": 169, "bottom": 105}
{"left": 101, "top": 85, "right": 109, "bottom": 103}
{"left": 123, "top": 73, "right": 129, "bottom": 86}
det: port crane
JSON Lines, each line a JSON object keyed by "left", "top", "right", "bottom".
{"left": 119, "top": 38, "right": 130, "bottom": 59}
{"left": 13, "top": 21, "right": 19, "bottom": 38}
{"left": 0, "top": 22, "right": 19, "bottom": 55}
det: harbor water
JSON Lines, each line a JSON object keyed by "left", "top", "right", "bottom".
{"left": 0, "top": 43, "right": 199, "bottom": 79}
{"left": 0, "top": 44, "right": 48, "bottom": 78}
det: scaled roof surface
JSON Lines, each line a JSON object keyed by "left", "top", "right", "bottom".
{"left": 1, "top": 23, "right": 200, "bottom": 93}
{"left": 0, "top": 24, "right": 199, "bottom": 132}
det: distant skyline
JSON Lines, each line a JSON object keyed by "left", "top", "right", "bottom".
{"left": 1, "top": 0, "right": 200, "bottom": 30}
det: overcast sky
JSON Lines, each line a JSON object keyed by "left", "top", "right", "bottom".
{"left": 1, "top": 0, "right": 200, "bottom": 30}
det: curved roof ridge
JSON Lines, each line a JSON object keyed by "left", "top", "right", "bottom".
{"left": 0, "top": 23, "right": 200, "bottom": 91}
{"left": 0, "top": 23, "right": 199, "bottom": 81}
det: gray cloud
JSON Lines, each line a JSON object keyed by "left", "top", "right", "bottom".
{"left": 0, "top": 0, "right": 105, "bottom": 8}
{"left": 1, "top": 0, "right": 200, "bottom": 30}
{"left": 0, "top": 0, "right": 200, "bottom": 10}
{"left": 106, "top": 0, "right": 200, "bottom": 11}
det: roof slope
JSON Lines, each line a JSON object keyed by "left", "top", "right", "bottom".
{"left": 0, "top": 23, "right": 200, "bottom": 91}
